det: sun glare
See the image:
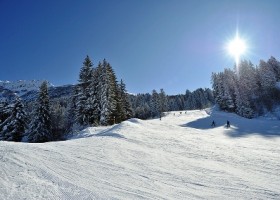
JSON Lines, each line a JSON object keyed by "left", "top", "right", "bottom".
{"left": 227, "top": 33, "right": 247, "bottom": 66}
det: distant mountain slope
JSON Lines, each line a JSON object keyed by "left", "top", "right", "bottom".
{"left": 0, "top": 80, "right": 74, "bottom": 102}
{"left": 0, "top": 80, "right": 53, "bottom": 94}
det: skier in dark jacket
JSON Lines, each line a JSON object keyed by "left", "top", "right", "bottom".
{"left": 211, "top": 120, "right": 216, "bottom": 127}
{"left": 226, "top": 120, "right": 230, "bottom": 128}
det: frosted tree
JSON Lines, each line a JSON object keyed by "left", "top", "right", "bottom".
{"left": 75, "top": 55, "right": 93, "bottom": 125}
{"left": 196, "top": 88, "right": 208, "bottom": 109}
{"left": 258, "top": 60, "right": 277, "bottom": 91}
{"left": 99, "top": 60, "right": 118, "bottom": 125}
{"left": 168, "top": 96, "right": 180, "bottom": 111}
{"left": 256, "top": 60, "right": 278, "bottom": 111}
{"left": 222, "top": 68, "right": 237, "bottom": 111}
{"left": 134, "top": 103, "right": 151, "bottom": 119}
{"left": 235, "top": 85, "right": 254, "bottom": 118}
{"left": 28, "top": 81, "right": 52, "bottom": 142}
{"left": 87, "top": 66, "right": 101, "bottom": 125}
{"left": 235, "top": 60, "right": 257, "bottom": 118}
{"left": 122, "top": 80, "right": 133, "bottom": 119}
{"left": 267, "top": 56, "right": 280, "bottom": 81}
{"left": 184, "top": 90, "right": 192, "bottom": 109}
{"left": 0, "top": 101, "right": 9, "bottom": 125}
{"left": 116, "top": 79, "right": 132, "bottom": 122}
{"left": 50, "top": 100, "right": 68, "bottom": 140}
{"left": 211, "top": 72, "right": 225, "bottom": 109}
{"left": 204, "top": 88, "right": 215, "bottom": 106}
{"left": 159, "top": 89, "right": 168, "bottom": 114}
{"left": 237, "top": 60, "right": 258, "bottom": 98}
{"left": 150, "top": 89, "right": 160, "bottom": 117}
{"left": 0, "top": 97, "right": 27, "bottom": 141}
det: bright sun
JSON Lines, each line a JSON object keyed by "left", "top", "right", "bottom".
{"left": 227, "top": 33, "right": 247, "bottom": 65}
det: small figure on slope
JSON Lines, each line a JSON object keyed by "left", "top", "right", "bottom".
{"left": 226, "top": 120, "right": 230, "bottom": 128}
{"left": 211, "top": 120, "right": 216, "bottom": 127}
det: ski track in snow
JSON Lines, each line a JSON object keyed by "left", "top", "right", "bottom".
{"left": 0, "top": 110, "right": 280, "bottom": 199}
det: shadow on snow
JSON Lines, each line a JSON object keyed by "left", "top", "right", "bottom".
{"left": 181, "top": 110, "right": 280, "bottom": 138}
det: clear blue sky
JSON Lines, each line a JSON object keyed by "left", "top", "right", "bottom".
{"left": 1, "top": 0, "right": 280, "bottom": 95}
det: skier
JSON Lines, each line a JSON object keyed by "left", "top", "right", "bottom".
{"left": 226, "top": 120, "right": 230, "bottom": 128}
{"left": 211, "top": 120, "right": 216, "bottom": 127}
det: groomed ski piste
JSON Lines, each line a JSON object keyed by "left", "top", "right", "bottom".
{"left": 0, "top": 109, "right": 279, "bottom": 199}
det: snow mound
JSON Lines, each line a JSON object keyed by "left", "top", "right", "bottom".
{"left": 127, "top": 118, "right": 143, "bottom": 124}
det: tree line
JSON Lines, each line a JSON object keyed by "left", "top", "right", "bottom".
{"left": 212, "top": 56, "right": 280, "bottom": 118}
{"left": 130, "top": 88, "right": 214, "bottom": 119}
{"left": 0, "top": 56, "right": 132, "bottom": 142}
{"left": 0, "top": 55, "right": 215, "bottom": 142}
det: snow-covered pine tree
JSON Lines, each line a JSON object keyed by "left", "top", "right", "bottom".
{"left": 99, "top": 60, "right": 118, "bottom": 125}
{"left": 0, "top": 97, "right": 28, "bottom": 141}
{"left": 116, "top": 81, "right": 126, "bottom": 123}
{"left": 75, "top": 55, "right": 93, "bottom": 125}
{"left": 267, "top": 56, "right": 280, "bottom": 81}
{"left": 118, "top": 79, "right": 132, "bottom": 121}
{"left": 234, "top": 84, "right": 254, "bottom": 118}
{"left": 176, "top": 95, "right": 185, "bottom": 110}
{"left": 223, "top": 68, "right": 237, "bottom": 112}
{"left": 256, "top": 60, "right": 278, "bottom": 111}
{"left": 237, "top": 60, "right": 258, "bottom": 98}
{"left": 150, "top": 89, "right": 160, "bottom": 117}
{"left": 159, "top": 88, "right": 168, "bottom": 114}
{"left": 258, "top": 60, "right": 277, "bottom": 91}
{"left": 130, "top": 93, "right": 152, "bottom": 119}
{"left": 192, "top": 89, "right": 203, "bottom": 109}
{"left": 184, "top": 90, "right": 192, "bottom": 110}
{"left": 134, "top": 103, "right": 151, "bottom": 119}
{"left": 50, "top": 100, "right": 68, "bottom": 140}
{"left": 87, "top": 66, "right": 100, "bottom": 125}
{"left": 204, "top": 88, "right": 215, "bottom": 107}
{"left": 28, "top": 81, "right": 52, "bottom": 143}
{"left": 211, "top": 72, "right": 226, "bottom": 109}
{"left": 0, "top": 101, "right": 9, "bottom": 125}
{"left": 233, "top": 60, "right": 256, "bottom": 118}
{"left": 168, "top": 96, "right": 180, "bottom": 111}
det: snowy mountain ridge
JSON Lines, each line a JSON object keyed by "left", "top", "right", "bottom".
{"left": 0, "top": 80, "right": 74, "bottom": 102}
{"left": 0, "top": 80, "right": 53, "bottom": 95}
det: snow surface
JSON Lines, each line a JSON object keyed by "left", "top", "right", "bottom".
{"left": 1, "top": 109, "right": 280, "bottom": 199}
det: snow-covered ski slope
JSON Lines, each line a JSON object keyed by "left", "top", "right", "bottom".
{"left": 1, "top": 109, "right": 280, "bottom": 199}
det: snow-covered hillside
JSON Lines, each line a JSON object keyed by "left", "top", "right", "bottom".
{"left": 0, "top": 80, "right": 53, "bottom": 95}
{"left": 0, "top": 110, "right": 279, "bottom": 199}
{"left": 0, "top": 80, "right": 53, "bottom": 102}
{"left": 0, "top": 80, "right": 74, "bottom": 102}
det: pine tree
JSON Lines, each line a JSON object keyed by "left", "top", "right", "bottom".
{"left": 75, "top": 55, "right": 93, "bottom": 125}
{"left": 257, "top": 60, "right": 278, "bottom": 111}
{"left": 159, "top": 88, "right": 168, "bottom": 114}
{"left": 258, "top": 60, "right": 277, "bottom": 91}
{"left": 212, "top": 72, "right": 226, "bottom": 109}
{"left": 0, "top": 101, "right": 9, "bottom": 125}
{"left": 150, "top": 90, "right": 160, "bottom": 117}
{"left": 116, "top": 82, "right": 126, "bottom": 123}
{"left": 87, "top": 67, "right": 100, "bottom": 125}
{"left": 118, "top": 79, "right": 132, "bottom": 121}
{"left": 50, "top": 101, "right": 68, "bottom": 140}
{"left": 267, "top": 56, "right": 280, "bottom": 81}
{"left": 99, "top": 60, "right": 118, "bottom": 125}
{"left": 0, "top": 97, "right": 27, "bottom": 141}
{"left": 235, "top": 85, "right": 254, "bottom": 118}
{"left": 28, "top": 81, "right": 52, "bottom": 143}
